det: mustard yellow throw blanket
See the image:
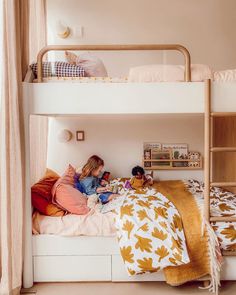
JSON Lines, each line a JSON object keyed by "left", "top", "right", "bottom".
{"left": 153, "top": 180, "right": 221, "bottom": 293}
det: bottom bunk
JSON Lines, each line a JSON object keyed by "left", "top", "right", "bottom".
{"left": 31, "top": 178, "right": 236, "bottom": 286}
{"left": 33, "top": 179, "right": 236, "bottom": 253}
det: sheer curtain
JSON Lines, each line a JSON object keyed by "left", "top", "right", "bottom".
{"left": 0, "top": 1, "right": 47, "bottom": 294}
{"left": 0, "top": 1, "right": 25, "bottom": 294}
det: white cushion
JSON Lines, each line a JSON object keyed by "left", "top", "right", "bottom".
{"left": 214, "top": 69, "right": 236, "bottom": 82}
{"left": 128, "top": 64, "right": 212, "bottom": 82}
{"left": 65, "top": 51, "right": 108, "bottom": 77}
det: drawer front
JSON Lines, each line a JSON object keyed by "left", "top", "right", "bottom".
{"left": 33, "top": 235, "right": 119, "bottom": 256}
{"left": 34, "top": 255, "right": 111, "bottom": 282}
{"left": 112, "top": 255, "right": 165, "bottom": 281}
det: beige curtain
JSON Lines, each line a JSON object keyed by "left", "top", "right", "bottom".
{"left": 0, "top": 1, "right": 47, "bottom": 294}
{"left": 28, "top": 0, "right": 48, "bottom": 185}
{"left": 28, "top": 0, "right": 47, "bottom": 64}
{"left": 0, "top": 1, "right": 25, "bottom": 294}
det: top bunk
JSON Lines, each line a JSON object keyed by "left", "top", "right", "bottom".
{"left": 22, "top": 44, "right": 236, "bottom": 116}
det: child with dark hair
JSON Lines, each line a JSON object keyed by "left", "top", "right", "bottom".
{"left": 130, "top": 166, "right": 153, "bottom": 190}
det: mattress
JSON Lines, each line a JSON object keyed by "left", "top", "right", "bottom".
{"left": 31, "top": 67, "right": 236, "bottom": 83}
{"left": 32, "top": 180, "right": 236, "bottom": 252}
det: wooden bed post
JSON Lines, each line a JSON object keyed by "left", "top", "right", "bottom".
{"left": 22, "top": 85, "right": 34, "bottom": 288}
{"left": 204, "top": 79, "right": 211, "bottom": 222}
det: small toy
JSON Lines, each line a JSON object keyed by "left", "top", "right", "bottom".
{"left": 100, "top": 171, "right": 111, "bottom": 186}
{"left": 144, "top": 149, "right": 151, "bottom": 160}
{"left": 188, "top": 152, "right": 200, "bottom": 167}
{"left": 124, "top": 180, "right": 132, "bottom": 189}
{"left": 101, "top": 171, "right": 110, "bottom": 181}
{"left": 99, "top": 171, "right": 118, "bottom": 193}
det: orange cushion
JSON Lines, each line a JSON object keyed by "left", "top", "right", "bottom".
{"left": 52, "top": 165, "right": 90, "bottom": 215}
{"left": 31, "top": 169, "right": 65, "bottom": 216}
{"left": 32, "top": 169, "right": 60, "bottom": 201}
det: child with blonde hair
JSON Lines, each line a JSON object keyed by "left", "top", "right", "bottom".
{"left": 76, "top": 155, "right": 119, "bottom": 204}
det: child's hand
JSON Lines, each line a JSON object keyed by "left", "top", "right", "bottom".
{"left": 96, "top": 187, "right": 108, "bottom": 193}
{"left": 105, "top": 186, "right": 113, "bottom": 192}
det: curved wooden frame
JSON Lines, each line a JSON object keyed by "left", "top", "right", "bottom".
{"left": 36, "top": 44, "right": 191, "bottom": 82}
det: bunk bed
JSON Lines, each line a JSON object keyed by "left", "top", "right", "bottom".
{"left": 22, "top": 44, "right": 236, "bottom": 291}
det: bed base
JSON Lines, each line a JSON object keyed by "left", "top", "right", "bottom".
{"left": 32, "top": 235, "right": 236, "bottom": 283}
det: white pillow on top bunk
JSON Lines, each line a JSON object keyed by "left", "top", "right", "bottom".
{"left": 128, "top": 64, "right": 212, "bottom": 82}
{"left": 65, "top": 51, "right": 108, "bottom": 77}
{"left": 213, "top": 69, "right": 236, "bottom": 82}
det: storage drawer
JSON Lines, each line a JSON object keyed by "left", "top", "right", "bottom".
{"left": 33, "top": 235, "right": 119, "bottom": 256}
{"left": 34, "top": 255, "right": 111, "bottom": 282}
{"left": 112, "top": 255, "right": 165, "bottom": 281}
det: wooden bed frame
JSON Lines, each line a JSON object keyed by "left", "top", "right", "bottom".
{"left": 22, "top": 44, "right": 236, "bottom": 288}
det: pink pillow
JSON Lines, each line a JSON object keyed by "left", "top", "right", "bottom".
{"left": 52, "top": 164, "right": 75, "bottom": 189}
{"left": 214, "top": 69, "right": 236, "bottom": 82}
{"left": 52, "top": 184, "right": 89, "bottom": 215}
{"left": 52, "top": 165, "right": 90, "bottom": 215}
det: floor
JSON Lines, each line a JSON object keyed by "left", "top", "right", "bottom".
{"left": 21, "top": 281, "right": 236, "bottom": 295}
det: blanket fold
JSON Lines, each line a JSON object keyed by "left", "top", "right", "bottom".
{"left": 153, "top": 180, "right": 221, "bottom": 293}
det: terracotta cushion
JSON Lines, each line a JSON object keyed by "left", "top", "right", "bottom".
{"left": 31, "top": 169, "right": 65, "bottom": 216}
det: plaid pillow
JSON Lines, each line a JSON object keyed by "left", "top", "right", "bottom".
{"left": 30, "top": 61, "right": 85, "bottom": 78}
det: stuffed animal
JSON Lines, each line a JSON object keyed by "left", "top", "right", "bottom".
{"left": 100, "top": 171, "right": 110, "bottom": 186}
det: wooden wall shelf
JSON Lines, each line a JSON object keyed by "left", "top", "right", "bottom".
{"left": 143, "top": 156, "right": 203, "bottom": 170}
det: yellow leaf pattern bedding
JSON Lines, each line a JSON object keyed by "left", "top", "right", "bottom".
{"left": 186, "top": 179, "right": 236, "bottom": 251}
{"left": 113, "top": 186, "right": 190, "bottom": 275}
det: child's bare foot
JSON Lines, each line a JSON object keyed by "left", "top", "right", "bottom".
{"left": 108, "top": 194, "right": 120, "bottom": 201}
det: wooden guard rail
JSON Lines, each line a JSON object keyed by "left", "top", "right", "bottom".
{"left": 36, "top": 44, "right": 191, "bottom": 82}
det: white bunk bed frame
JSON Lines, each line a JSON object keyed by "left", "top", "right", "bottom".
{"left": 22, "top": 44, "right": 236, "bottom": 289}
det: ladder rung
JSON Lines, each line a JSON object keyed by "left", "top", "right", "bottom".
{"left": 211, "top": 182, "right": 236, "bottom": 187}
{"left": 210, "top": 216, "right": 236, "bottom": 222}
{"left": 210, "top": 147, "right": 236, "bottom": 152}
{"left": 222, "top": 250, "right": 236, "bottom": 256}
{"left": 211, "top": 112, "right": 236, "bottom": 117}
